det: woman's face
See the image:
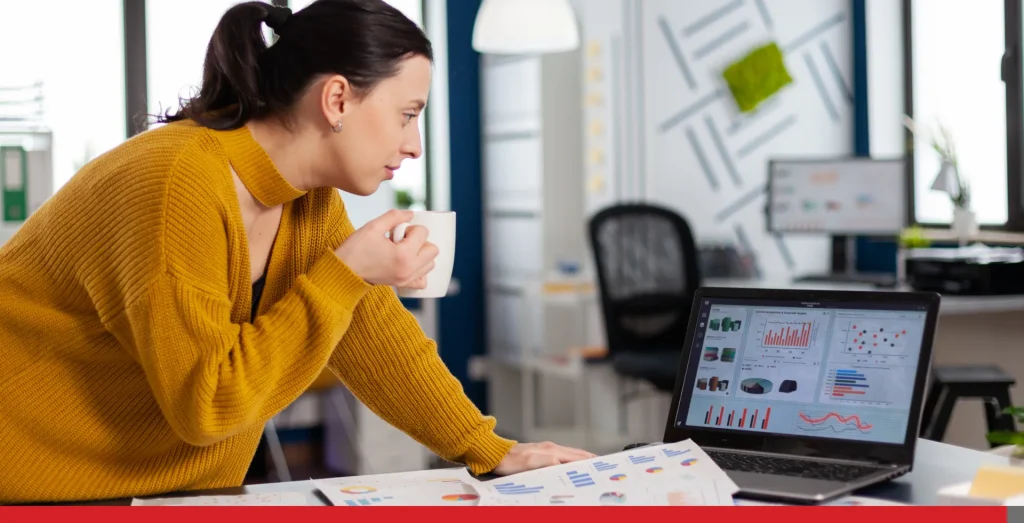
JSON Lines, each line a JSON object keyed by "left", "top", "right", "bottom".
{"left": 322, "top": 55, "right": 431, "bottom": 196}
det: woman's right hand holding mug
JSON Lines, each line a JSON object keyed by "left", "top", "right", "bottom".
{"left": 334, "top": 209, "right": 438, "bottom": 289}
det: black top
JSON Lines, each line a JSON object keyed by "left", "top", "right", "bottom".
{"left": 251, "top": 272, "right": 267, "bottom": 323}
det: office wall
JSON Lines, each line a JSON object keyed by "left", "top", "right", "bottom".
{"left": 575, "top": 0, "right": 856, "bottom": 279}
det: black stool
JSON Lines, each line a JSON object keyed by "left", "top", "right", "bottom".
{"left": 919, "top": 364, "right": 1016, "bottom": 446}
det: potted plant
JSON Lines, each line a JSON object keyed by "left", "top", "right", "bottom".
{"left": 986, "top": 406, "right": 1024, "bottom": 461}
{"left": 904, "top": 116, "right": 977, "bottom": 241}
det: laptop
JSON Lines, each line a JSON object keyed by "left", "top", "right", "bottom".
{"left": 662, "top": 286, "right": 941, "bottom": 504}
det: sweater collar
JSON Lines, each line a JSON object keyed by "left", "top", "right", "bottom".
{"left": 212, "top": 125, "right": 307, "bottom": 207}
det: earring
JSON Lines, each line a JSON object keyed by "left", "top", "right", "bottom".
{"left": 331, "top": 120, "right": 343, "bottom": 133}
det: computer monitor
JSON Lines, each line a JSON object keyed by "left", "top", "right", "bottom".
{"left": 766, "top": 158, "right": 907, "bottom": 236}
{"left": 668, "top": 288, "right": 936, "bottom": 449}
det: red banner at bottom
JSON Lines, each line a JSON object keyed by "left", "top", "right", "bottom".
{"left": 0, "top": 506, "right": 1009, "bottom": 523}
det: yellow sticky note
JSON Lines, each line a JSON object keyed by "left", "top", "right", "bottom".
{"left": 968, "top": 465, "right": 1024, "bottom": 499}
{"left": 587, "top": 41, "right": 602, "bottom": 58}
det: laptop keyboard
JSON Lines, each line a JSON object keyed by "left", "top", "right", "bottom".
{"left": 706, "top": 450, "right": 885, "bottom": 483}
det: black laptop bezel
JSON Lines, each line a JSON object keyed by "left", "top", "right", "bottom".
{"left": 662, "top": 286, "right": 940, "bottom": 467}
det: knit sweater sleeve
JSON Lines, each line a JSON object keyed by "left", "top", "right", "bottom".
{"left": 106, "top": 154, "right": 373, "bottom": 447}
{"left": 323, "top": 195, "right": 517, "bottom": 475}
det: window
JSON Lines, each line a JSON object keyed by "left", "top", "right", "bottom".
{"left": 906, "top": 0, "right": 1022, "bottom": 228}
{"left": 146, "top": 0, "right": 275, "bottom": 120}
{"left": 908, "top": 0, "right": 1008, "bottom": 226}
{"left": 290, "top": 0, "right": 430, "bottom": 211}
{"left": 0, "top": 1, "right": 125, "bottom": 190}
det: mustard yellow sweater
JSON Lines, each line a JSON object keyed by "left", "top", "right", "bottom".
{"left": 0, "top": 121, "right": 515, "bottom": 503}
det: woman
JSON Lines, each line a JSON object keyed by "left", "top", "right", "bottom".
{"left": 0, "top": 0, "right": 593, "bottom": 503}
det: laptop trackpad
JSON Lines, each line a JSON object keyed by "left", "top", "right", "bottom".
{"left": 730, "top": 471, "right": 849, "bottom": 503}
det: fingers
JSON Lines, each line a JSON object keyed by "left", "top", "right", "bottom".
{"left": 398, "top": 261, "right": 435, "bottom": 288}
{"left": 397, "top": 224, "right": 429, "bottom": 247}
{"left": 370, "top": 209, "right": 414, "bottom": 232}
{"left": 542, "top": 443, "right": 596, "bottom": 463}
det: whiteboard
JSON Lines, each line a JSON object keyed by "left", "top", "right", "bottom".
{"left": 767, "top": 158, "right": 907, "bottom": 235}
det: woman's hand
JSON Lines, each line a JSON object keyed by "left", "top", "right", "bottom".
{"left": 335, "top": 209, "right": 438, "bottom": 288}
{"left": 492, "top": 442, "right": 598, "bottom": 475}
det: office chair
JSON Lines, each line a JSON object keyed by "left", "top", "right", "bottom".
{"left": 587, "top": 203, "right": 702, "bottom": 432}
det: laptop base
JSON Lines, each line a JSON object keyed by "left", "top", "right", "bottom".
{"left": 728, "top": 466, "right": 909, "bottom": 505}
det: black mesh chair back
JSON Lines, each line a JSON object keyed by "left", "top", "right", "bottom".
{"left": 588, "top": 203, "right": 702, "bottom": 363}
{"left": 587, "top": 203, "right": 702, "bottom": 436}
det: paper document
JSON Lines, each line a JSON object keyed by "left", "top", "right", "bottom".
{"left": 131, "top": 492, "right": 307, "bottom": 506}
{"left": 314, "top": 467, "right": 482, "bottom": 506}
{"left": 468, "top": 439, "right": 739, "bottom": 506}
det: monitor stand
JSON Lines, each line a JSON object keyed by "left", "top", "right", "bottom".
{"left": 791, "top": 236, "right": 897, "bottom": 287}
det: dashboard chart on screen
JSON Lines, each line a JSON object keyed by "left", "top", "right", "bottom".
{"left": 681, "top": 300, "right": 927, "bottom": 445}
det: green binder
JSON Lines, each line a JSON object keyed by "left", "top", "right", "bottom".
{"left": 1, "top": 146, "right": 27, "bottom": 223}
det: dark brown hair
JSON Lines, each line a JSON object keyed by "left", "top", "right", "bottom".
{"left": 158, "top": 0, "right": 433, "bottom": 130}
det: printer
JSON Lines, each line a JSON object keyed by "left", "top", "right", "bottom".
{"left": 904, "top": 245, "right": 1024, "bottom": 295}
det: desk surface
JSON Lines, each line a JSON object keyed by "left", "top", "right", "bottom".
{"left": 76, "top": 439, "right": 1008, "bottom": 506}
{"left": 703, "top": 277, "right": 1024, "bottom": 316}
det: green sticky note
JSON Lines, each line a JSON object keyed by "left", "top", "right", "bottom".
{"left": 722, "top": 42, "right": 793, "bottom": 113}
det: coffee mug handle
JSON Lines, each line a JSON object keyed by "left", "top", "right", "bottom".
{"left": 391, "top": 222, "right": 410, "bottom": 244}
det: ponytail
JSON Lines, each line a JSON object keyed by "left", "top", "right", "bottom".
{"left": 155, "top": 0, "right": 432, "bottom": 132}
{"left": 158, "top": 2, "right": 291, "bottom": 130}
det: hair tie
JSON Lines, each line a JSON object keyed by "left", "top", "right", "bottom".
{"left": 264, "top": 6, "right": 292, "bottom": 33}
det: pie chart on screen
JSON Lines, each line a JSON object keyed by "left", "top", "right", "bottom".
{"left": 441, "top": 494, "right": 479, "bottom": 502}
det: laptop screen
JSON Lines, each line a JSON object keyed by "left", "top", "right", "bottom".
{"left": 673, "top": 296, "right": 930, "bottom": 445}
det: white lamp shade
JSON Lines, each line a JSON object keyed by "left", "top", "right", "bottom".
{"left": 472, "top": 0, "right": 580, "bottom": 55}
{"left": 931, "top": 160, "right": 962, "bottom": 199}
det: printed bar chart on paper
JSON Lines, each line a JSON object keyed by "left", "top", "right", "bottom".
{"left": 494, "top": 482, "right": 545, "bottom": 495}
{"left": 622, "top": 454, "right": 655, "bottom": 466}
{"left": 593, "top": 461, "right": 618, "bottom": 472}
{"left": 344, "top": 496, "right": 395, "bottom": 506}
{"left": 567, "top": 470, "right": 596, "bottom": 488}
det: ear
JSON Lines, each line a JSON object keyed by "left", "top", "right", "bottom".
{"left": 319, "top": 74, "right": 356, "bottom": 128}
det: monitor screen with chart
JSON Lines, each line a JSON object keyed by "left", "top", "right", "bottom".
{"left": 766, "top": 158, "right": 907, "bottom": 235}
{"left": 674, "top": 296, "right": 929, "bottom": 445}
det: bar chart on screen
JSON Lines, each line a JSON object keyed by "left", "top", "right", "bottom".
{"left": 819, "top": 365, "right": 914, "bottom": 408}
{"left": 700, "top": 403, "right": 773, "bottom": 431}
{"left": 749, "top": 310, "right": 829, "bottom": 362}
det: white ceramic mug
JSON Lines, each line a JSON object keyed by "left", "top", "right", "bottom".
{"left": 390, "top": 211, "right": 456, "bottom": 298}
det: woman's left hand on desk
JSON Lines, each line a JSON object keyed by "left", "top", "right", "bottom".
{"left": 492, "top": 442, "right": 597, "bottom": 475}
